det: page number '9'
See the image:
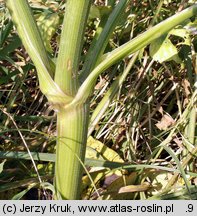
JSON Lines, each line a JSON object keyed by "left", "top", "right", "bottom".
{"left": 187, "top": 204, "right": 193, "bottom": 212}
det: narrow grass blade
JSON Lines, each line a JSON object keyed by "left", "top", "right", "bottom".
{"left": 0, "top": 151, "right": 55, "bottom": 162}
{"left": 0, "top": 176, "right": 52, "bottom": 193}
{"left": 0, "top": 151, "right": 183, "bottom": 173}
{"left": 162, "top": 145, "right": 191, "bottom": 194}
{"left": 12, "top": 184, "right": 36, "bottom": 200}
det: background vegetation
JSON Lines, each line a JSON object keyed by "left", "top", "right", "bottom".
{"left": 0, "top": 0, "right": 197, "bottom": 199}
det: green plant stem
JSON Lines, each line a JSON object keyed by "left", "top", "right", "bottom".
{"left": 55, "top": 104, "right": 89, "bottom": 199}
{"left": 5, "top": 0, "right": 53, "bottom": 76}
{"left": 54, "top": 0, "right": 91, "bottom": 199}
{"left": 5, "top": 0, "right": 73, "bottom": 106}
{"left": 55, "top": 0, "right": 91, "bottom": 96}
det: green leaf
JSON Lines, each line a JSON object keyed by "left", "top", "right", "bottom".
{"left": 170, "top": 27, "right": 191, "bottom": 46}
{"left": 0, "top": 151, "right": 184, "bottom": 173}
{"left": 89, "top": 5, "right": 112, "bottom": 20}
{"left": 87, "top": 136, "right": 124, "bottom": 162}
{"left": 170, "top": 28, "right": 190, "bottom": 38}
{"left": 150, "top": 35, "right": 181, "bottom": 63}
{"left": 37, "top": 11, "right": 60, "bottom": 53}
{"left": 0, "top": 35, "right": 22, "bottom": 56}
{"left": 12, "top": 184, "right": 35, "bottom": 200}
{"left": 0, "top": 20, "right": 13, "bottom": 47}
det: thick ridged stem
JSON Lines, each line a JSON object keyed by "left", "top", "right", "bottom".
{"left": 55, "top": 0, "right": 91, "bottom": 96}
{"left": 55, "top": 103, "right": 89, "bottom": 199}
{"left": 54, "top": 0, "right": 91, "bottom": 199}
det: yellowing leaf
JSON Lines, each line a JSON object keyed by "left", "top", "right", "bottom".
{"left": 101, "top": 172, "right": 137, "bottom": 200}
{"left": 118, "top": 182, "right": 151, "bottom": 193}
{"left": 82, "top": 169, "right": 106, "bottom": 188}
{"left": 86, "top": 136, "right": 124, "bottom": 162}
{"left": 142, "top": 169, "right": 174, "bottom": 196}
{"left": 82, "top": 169, "right": 133, "bottom": 200}
{"left": 85, "top": 146, "right": 103, "bottom": 160}
{"left": 170, "top": 28, "right": 191, "bottom": 46}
